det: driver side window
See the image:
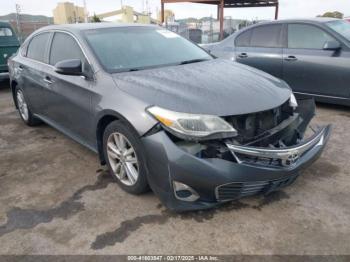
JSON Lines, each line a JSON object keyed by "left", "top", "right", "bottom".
{"left": 288, "top": 24, "right": 335, "bottom": 49}
{"left": 49, "top": 32, "right": 85, "bottom": 66}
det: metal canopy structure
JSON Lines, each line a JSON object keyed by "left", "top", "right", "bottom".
{"left": 160, "top": 0, "right": 279, "bottom": 40}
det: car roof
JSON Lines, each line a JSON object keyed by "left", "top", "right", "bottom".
{"left": 0, "top": 21, "right": 13, "bottom": 27}
{"left": 34, "top": 22, "right": 159, "bottom": 34}
{"left": 231, "top": 17, "right": 340, "bottom": 37}
{"left": 248, "top": 17, "right": 340, "bottom": 28}
{"left": 269, "top": 17, "right": 339, "bottom": 24}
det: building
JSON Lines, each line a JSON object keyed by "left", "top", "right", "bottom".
{"left": 158, "top": 9, "right": 175, "bottom": 24}
{"left": 96, "top": 6, "right": 155, "bottom": 24}
{"left": 53, "top": 2, "right": 86, "bottom": 24}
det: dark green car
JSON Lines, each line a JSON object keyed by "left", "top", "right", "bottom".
{"left": 0, "top": 21, "right": 19, "bottom": 80}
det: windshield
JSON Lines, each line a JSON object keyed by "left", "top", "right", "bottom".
{"left": 326, "top": 20, "right": 350, "bottom": 41}
{"left": 84, "top": 27, "right": 212, "bottom": 73}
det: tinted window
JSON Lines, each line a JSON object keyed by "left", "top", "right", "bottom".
{"left": 288, "top": 24, "right": 335, "bottom": 49}
{"left": 326, "top": 20, "right": 350, "bottom": 41}
{"left": 235, "top": 30, "right": 251, "bottom": 47}
{"left": 84, "top": 27, "right": 212, "bottom": 73}
{"left": 27, "top": 33, "right": 50, "bottom": 62}
{"left": 0, "top": 28, "right": 13, "bottom": 36}
{"left": 50, "top": 32, "right": 84, "bottom": 65}
{"left": 250, "top": 25, "right": 282, "bottom": 48}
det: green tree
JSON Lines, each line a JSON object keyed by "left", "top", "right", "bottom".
{"left": 318, "top": 11, "right": 344, "bottom": 19}
{"left": 91, "top": 13, "right": 101, "bottom": 23}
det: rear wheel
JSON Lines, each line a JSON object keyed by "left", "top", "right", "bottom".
{"left": 15, "top": 86, "right": 41, "bottom": 126}
{"left": 103, "top": 120, "right": 149, "bottom": 194}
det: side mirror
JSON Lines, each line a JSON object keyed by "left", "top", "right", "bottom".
{"left": 55, "top": 59, "right": 82, "bottom": 76}
{"left": 323, "top": 40, "right": 341, "bottom": 51}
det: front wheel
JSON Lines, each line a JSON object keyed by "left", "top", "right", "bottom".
{"left": 103, "top": 120, "right": 149, "bottom": 194}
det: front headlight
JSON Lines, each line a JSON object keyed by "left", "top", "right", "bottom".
{"left": 147, "top": 106, "right": 237, "bottom": 140}
{"left": 289, "top": 93, "right": 298, "bottom": 109}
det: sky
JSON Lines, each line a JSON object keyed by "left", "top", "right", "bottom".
{"left": 1, "top": 0, "right": 350, "bottom": 20}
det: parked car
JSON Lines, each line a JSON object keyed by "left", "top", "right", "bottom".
{"left": 8, "top": 24, "right": 331, "bottom": 211}
{"left": 203, "top": 18, "right": 350, "bottom": 106}
{"left": 0, "top": 21, "right": 19, "bottom": 81}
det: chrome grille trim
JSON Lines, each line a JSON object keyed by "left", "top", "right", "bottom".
{"left": 226, "top": 126, "right": 328, "bottom": 167}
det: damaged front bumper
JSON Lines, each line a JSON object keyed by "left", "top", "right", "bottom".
{"left": 226, "top": 125, "right": 329, "bottom": 167}
{"left": 141, "top": 99, "right": 332, "bottom": 212}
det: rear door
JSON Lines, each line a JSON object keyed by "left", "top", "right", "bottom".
{"left": 19, "top": 32, "right": 51, "bottom": 114}
{"left": 235, "top": 24, "right": 283, "bottom": 78}
{"left": 41, "top": 31, "right": 95, "bottom": 145}
{"left": 283, "top": 23, "right": 350, "bottom": 98}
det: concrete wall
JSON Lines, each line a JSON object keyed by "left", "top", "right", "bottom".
{"left": 53, "top": 2, "right": 85, "bottom": 24}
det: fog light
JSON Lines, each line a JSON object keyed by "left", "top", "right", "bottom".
{"left": 173, "top": 181, "right": 200, "bottom": 202}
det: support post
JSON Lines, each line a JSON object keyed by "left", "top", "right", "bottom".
{"left": 219, "top": 0, "right": 224, "bottom": 40}
{"left": 217, "top": 4, "right": 220, "bottom": 20}
{"left": 275, "top": 2, "right": 279, "bottom": 20}
{"left": 161, "top": 1, "right": 165, "bottom": 23}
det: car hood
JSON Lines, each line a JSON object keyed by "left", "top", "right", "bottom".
{"left": 112, "top": 59, "right": 291, "bottom": 116}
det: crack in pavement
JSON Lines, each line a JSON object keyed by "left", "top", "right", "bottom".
{"left": 0, "top": 170, "right": 114, "bottom": 237}
{"left": 91, "top": 192, "right": 288, "bottom": 250}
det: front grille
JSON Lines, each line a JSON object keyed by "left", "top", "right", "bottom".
{"left": 215, "top": 175, "right": 298, "bottom": 201}
{"left": 235, "top": 153, "right": 283, "bottom": 167}
{"left": 224, "top": 100, "right": 293, "bottom": 145}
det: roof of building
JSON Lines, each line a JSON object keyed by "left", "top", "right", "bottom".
{"left": 162, "top": 0, "right": 278, "bottom": 8}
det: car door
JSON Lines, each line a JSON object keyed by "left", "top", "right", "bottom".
{"left": 235, "top": 24, "right": 283, "bottom": 78}
{"left": 19, "top": 32, "right": 51, "bottom": 114}
{"left": 40, "top": 31, "right": 95, "bottom": 146}
{"left": 283, "top": 23, "right": 350, "bottom": 98}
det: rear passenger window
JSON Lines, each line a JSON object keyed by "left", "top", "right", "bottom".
{"left": 250, "top": 25, "right": 282, "bottom": 48}
{"left": 0, "top": 28, "right": 13, "bottom": 36}
{"left": 49, "top": 32, "right": 84, "bottom": 66}
{"left": 288, "top": 24, "right": 335, "bottom": 49}
{"left": 235, "top": 30, "right": 251, "bottom": 47}
{"left": 27, "top": 33, "right": 50, "bottom": 62}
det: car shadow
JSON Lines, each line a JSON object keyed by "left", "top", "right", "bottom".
{"left": 316, "top": 101, "right": 350, "bottom": 112}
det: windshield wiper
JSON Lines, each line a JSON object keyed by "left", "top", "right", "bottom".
{"left": 179, "top": 58, "right": 210, "bottom": 65}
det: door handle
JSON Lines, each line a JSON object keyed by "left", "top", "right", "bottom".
{"left": 285, "top": 56, "right": 298, "bottom": 62}
{"left": 43, "top": 76, "right": 53, "bottom": 85}
{"left": 238, "top": 53, "right": 248, "bottom": 58}
{"left": 18, "top": 65, "right": 24, "bottom": 71}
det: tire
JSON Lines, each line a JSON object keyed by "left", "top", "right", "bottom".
{"left": 103, "top": 120, "right": 149, "bottom": 194}
{"left": 15, "top": 86, "right": 41, "bottom": 126}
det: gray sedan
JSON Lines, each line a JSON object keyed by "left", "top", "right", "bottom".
{"left": 8, "top": 23, "right": 331, "bottom": 211}
{"left": 204, "top": 18, "right": 350, "bottom": 106}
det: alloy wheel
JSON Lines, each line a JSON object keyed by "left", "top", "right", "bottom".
{"left": 106, "top": 132, "right": 139, "bottom": 186}
{"left": 16, "top": 90, "right": 29, "bottom": 121}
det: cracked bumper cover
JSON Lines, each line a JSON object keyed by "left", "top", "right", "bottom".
{"left": 141, "top": 124, "right": 331, "bottom": 212}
